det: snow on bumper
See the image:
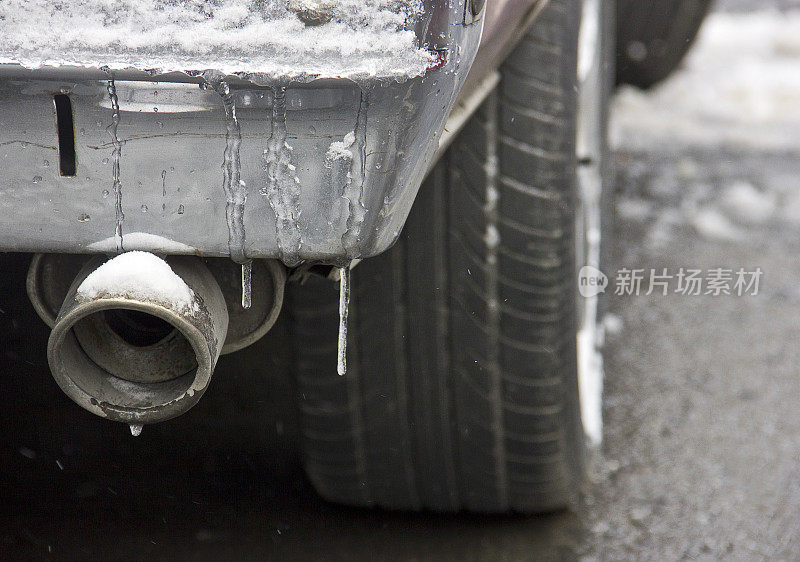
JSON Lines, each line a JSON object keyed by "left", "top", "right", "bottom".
{"left": 0, "top": 1, "right": 482, "bottom": 266}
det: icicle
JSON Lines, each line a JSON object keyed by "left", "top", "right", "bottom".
{"left": 263, "top": 85, "right": 302, "bottom": 266}
{"left": 207, "top": 77, "right": 253, "bottom": 310}
{"left": 129, "top": 424, "right": 143, "bottom": 437}
{"left": 341, "top": 90, "right": 369, "bottom": 256}
{"left": 212, "top": 79, "right": 248, "bottom": 266}
{"left": 241, "top": 260, "right": 252, "bottom": 309}
{"left": 337, "top": 266, "right": 351, "bottom": 376}
{"left": 103, "top": 67, "right": 124, "bottom": 253}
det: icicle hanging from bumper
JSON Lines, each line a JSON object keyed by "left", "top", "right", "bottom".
{"left": 337, "top": 266, "right": 351, "bottom": 376}
{"left": 241, "top": 260, "right": 252, "bottom": 309}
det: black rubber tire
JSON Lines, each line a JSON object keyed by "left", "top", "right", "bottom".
{"left": 616, "top": 0, "right": 713, "bottom": 89}
{"left": 288, "top": 0, "right": 610, "bottom": 513}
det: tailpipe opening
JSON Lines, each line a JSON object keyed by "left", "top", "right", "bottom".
{"left": 46, "top": 252, "right": 229, "bottom": 425}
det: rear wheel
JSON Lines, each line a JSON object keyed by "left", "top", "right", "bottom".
{"left": 615, "top": 0, "right": 713, "bottom": 88}
{"left": 288, "top": 0, "right": 613, "bottom": 513}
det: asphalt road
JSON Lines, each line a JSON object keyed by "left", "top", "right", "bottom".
{"left": 2, "top": 3, "right": 800, "bottom": 560}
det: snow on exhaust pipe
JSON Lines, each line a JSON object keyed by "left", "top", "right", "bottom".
{"left": 47, "top": 252, "right": 228, "bottom": 427}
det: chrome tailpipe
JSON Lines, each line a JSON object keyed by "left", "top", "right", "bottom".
{"left": 46, "top": 253, "right": 229, "bottom": 425}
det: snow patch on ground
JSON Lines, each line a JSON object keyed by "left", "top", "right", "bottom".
{"left": 625, "top": 164, "right": 792, "bottom": 246}
{"left": 77, "top": 251, "right": 197, "bottom": 314}
{"left": 0, "top": 0, "right": 432, "bottom": 79}
{"left": 720, "top": 181, "right": 777, "bottom": 225}
{"left": 612, "top": 10, "right": 800, "bottom": 150}
{"left": 688, "top": 207, "right": 743, "bottom": 242}
{"left": 616, "top": 198, "right": 652, "bottom": 221}
{"left": 602, "top": 313, "right": 623, "bottom": 337}
{"left": 644, "top": 209, "right": 685, "bottom": 248}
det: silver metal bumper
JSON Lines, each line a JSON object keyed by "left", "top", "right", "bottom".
{"left": 0, "top": 2, "right": 482, "bottom": 267}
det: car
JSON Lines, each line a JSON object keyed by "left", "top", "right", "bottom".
{"left": 0, "top": 0, "right": 711, "bottom": 513}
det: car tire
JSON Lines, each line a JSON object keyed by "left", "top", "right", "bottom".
{"left": 615, "top": 0, "right": 713, "bottom": 89}
{"left": 287, "top": 0, "right": 613, "bottom": 513}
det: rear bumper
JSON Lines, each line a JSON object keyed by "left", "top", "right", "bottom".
{"left": 0, "top": 3, "right": 481, "bottom": 266}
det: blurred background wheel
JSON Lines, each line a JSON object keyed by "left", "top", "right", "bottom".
{"left": 616, "top": 0, "right": 714, "bottom": 88}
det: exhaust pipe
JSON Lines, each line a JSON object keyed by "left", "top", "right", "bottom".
{"left": 46, "top": 252, "right": 228, "bottom": 425}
